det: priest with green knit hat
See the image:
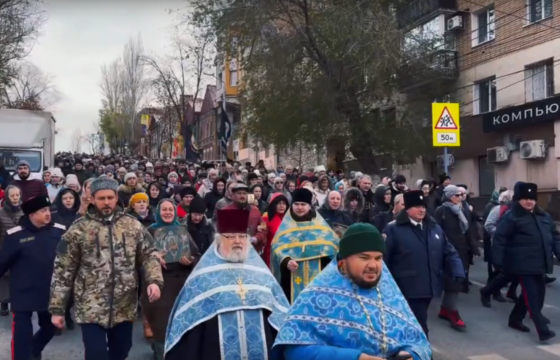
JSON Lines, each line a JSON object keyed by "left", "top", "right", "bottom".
{"left": 273, "top": 222, "right": 432, "bottom": 360}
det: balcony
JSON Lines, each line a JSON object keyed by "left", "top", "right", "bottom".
{"left": 397, "top": 0, "right": 458, "bottom": 29}
{"left": 396, "top": 49, "right": 459, "bottom": 91}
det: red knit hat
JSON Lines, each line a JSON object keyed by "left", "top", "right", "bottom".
{"left": 216, "top": 208, "right": 250, "bottom": 233}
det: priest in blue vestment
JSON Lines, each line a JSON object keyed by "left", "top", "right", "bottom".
{"left": 273, "top": 223, "right": 432, "bottom": 360}
{"left": 164, "top": 208, "right": 290, "bottom": 360}
{"left": 271, "top": 188, "right": 339, "bottom": 303}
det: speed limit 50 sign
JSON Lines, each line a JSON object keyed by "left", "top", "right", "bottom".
{"left": 432, "top": 103, "right": 460, "bottom": 147}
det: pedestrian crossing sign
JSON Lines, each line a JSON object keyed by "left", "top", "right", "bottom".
{"left": 432, "top": 103, "right": 460, "bottom": 147}
{"left": 434, "top": 107, "right": 458, "bottom": 129}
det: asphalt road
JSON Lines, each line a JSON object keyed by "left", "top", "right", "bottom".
{"left": 1, "top": 259, "right": 560, "bottom": 359}
{"left": 430, "top": 259, "right": 560, "bottom": 360}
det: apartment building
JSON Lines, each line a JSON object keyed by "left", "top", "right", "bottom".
{"left": 396, "top": 0, "right": 560, "bottom": 215}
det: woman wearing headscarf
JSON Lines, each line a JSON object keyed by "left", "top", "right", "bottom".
{"left": 144, "top": 199, "right": 201, "bottom": 360}
{"left": 51, "top": 188, "right": 81, "bottom": 229}
{"left": 185, "top": 196, "right": 214, "bottom": 256}
{"left": 50, "top": 188, "right": 81, "bottom": 331}
{"left": 262, "top": 193, "right": 288, "bottom": 267}
{"left": 318, "top": 190, "right": 353, "bottom": 231}
{"left": 434, "top": 184, "right": 480, "bottom": 331}
{"left": 0, "top": 185, "right": 23, "bottom": 316}
{"left": 203, "top": 177, "right": 226, "bottom": 219}
{"left": 343, "top": 187, "right": 364, "bottom": 224}
{"left": 315, "top": 175, "right": 331, "bottom": 206}
{"left": 250, "top": 183, "right": 268, "bottom": 214}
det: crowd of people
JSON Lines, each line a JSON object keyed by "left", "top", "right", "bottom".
{"left": 0, "top": 152, "right": 558, "bottom": 360}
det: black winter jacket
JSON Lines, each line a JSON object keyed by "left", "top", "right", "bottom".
{"left": 493, "top": 202, "right": 560, "bottom": 275}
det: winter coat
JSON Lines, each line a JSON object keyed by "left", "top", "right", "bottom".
{"left": 383, "top": 210, "right": 465, "bottom": 299}
{"left": 203, "top": 178, "right": 226, "bottom": 219}
{"left": 372, "top": 211, "right": 395, "bottom": 233}
{"left": 267, "top": 189, "right": 292, "bottom": 205}
{"left": 367, "top": 186, "right": 392, "bottom": 224}
{"left": 186, "top": 215, "right": 215, "bottom": 256}
{"left": 424, "top": 192, "right": 438, "bottom": 217}
{"left": 343, "top": 187, "right": 364, "bottom": 224}
{"left": 51, "top": 188, "right": 81, "bottom": 229}
{"left": 10, "top": 177, "right": 48, "bottom": 202}
{"left": 49, "top": 207, "right": 163, "bottom": 328}
{"left": 0, "top": 218, "right": 66, "bottom": 311}
{"left": 389, "top": 182, "right": 408, "bottom": 204}
{"left": 493, "top": 202, "right": 560, "bottom": 275}
{"left": 144, "top": 225, "right": 200, "bottom": 342}
{"left": 47, "top": 184, "right": 64, "bottom": 203}
{"left": 359, "top": 188, "right": 375, "bottom": 214}
{"left": 0, "top": 204, "right": 23, "bottom": 247}
{"left": 126, "top": 209, "right": 156, "bottom": 229}
{"left": 117, "top": 184, "right": 145, "bottom": 207}
{"left": 262, "top": 193, "right": 288, "bottom": 267}
{"left": 435, "top": 202, "right": 480, "bottom": 292}
{"left": 317, "top": 201, "right": 353, "bottom": 230}
{"left": 212, "top": 196, "right": 233, "bottom": 222}
{"left": 74, "top": 169, "right": 90, "bottom": 186}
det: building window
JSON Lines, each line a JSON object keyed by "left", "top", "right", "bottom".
{"left": 525, "top": 59, "right": 554, "bottom": 102}
{"left": 229, "top": 58, "right": 238, "bottom": 87}
{"left": 527, "top": 0, "right": 553, "bottom": 23}
{"left": 471, "top": 5, "right": 495, "bottom": 47}
{"left": 479, "top": 156, "right": 495, "bottom": 196}
{"left": 473, "top": 77, "right": 497, "bottom": 114}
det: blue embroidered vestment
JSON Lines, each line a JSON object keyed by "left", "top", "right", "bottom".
{"left": 272, "top": 261, "right": 433, "bottom": 360}
{"left": 165, "top": 243, "right": 290, "bottom": 359}
{"left": 271, "top": 211, "right": 339, "bottom": 303}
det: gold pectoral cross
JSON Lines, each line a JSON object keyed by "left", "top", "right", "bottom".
{"left": 236, "top": 278, "right": 247, "bottom": 303}
{"left": 294, "top": 277, "right": 302, "bottom": 285}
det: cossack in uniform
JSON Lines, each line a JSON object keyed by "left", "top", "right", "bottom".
{"left": 0, "top": 196, "right": 65, "bottom": 360}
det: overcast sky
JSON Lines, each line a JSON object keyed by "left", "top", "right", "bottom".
{"left": 27, "top": 0, "right": 187, "bottom": 152}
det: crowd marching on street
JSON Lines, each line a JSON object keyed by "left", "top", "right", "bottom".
{"left": 0, "top": 152, "right": 559, "bottom": 360}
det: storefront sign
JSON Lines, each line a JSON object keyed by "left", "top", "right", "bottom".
{"left": 482, "top": 95, "right": 560, "bottom": 133}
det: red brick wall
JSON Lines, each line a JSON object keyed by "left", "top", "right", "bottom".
{"left": 456, "top": 0, "right": 560, "bottom": 70}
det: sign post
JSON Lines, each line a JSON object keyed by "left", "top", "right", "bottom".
{"left": 432, "top": 103, "right": 460, "bottom": 173}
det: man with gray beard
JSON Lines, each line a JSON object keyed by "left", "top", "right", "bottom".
{"left": 164, "top": 208, "right": 290, "bottom": 360}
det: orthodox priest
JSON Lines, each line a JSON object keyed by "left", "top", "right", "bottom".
{"left": 271, "top": 188, "right": 339, "bottom": 303}
{"left": 273, "top": 223, "right": 432, "bottom": 360}
{"left": 164, "top": 208, "right": 290, "bottom": 360}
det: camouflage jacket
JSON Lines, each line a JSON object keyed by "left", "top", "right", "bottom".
{"left": 49, "top": 208, "right": 163, "bottom": 328}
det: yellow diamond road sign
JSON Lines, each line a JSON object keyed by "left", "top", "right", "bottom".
{"left": 432, "top": 103, "right": 460, "bottom": 147}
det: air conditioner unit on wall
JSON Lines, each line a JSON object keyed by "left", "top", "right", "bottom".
{"left": 520, "top": 140, "right": 546, "bottom": 159}
{"left": 487, "top": 147, "right": 509, "bottom": 163}
{"left": 446, "top": 16, "right": 463, "bottom": 31}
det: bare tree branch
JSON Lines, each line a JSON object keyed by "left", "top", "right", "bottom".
{"left": 1, "top": 61, "right": 60, "bottom": 110}
{"left": 70, "top": 128, "right": 82, "bottom": 153}
{"left": 100, "top": 59, "right": 123, "bottom": 113}
{"left": 143, "top": 25, "right": 215, "bottom": 158}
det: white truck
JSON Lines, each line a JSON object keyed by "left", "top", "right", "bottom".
{"left": 0, "top": 109, "right": 56, "bottom": 179}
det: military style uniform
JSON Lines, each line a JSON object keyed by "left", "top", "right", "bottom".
{"left": 0, "top": 218, "right": 65, "bottom": 360}
{"left": 49, "top": 208, "right": 164, "bottom": 360}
